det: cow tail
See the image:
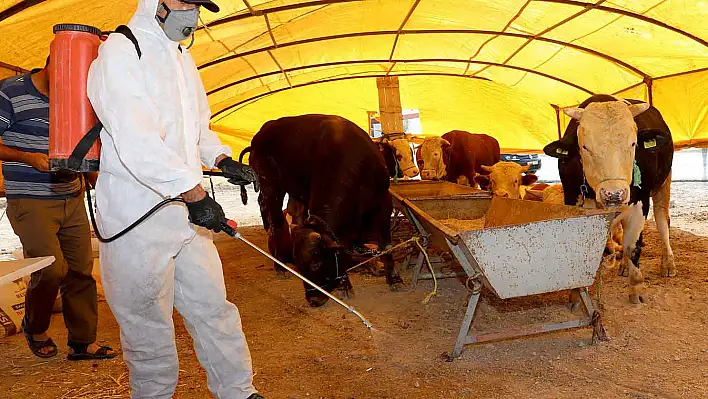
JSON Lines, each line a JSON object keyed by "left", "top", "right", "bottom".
{"left": 239, "top": 146, "right": 252, "bottom": 163}
{"left": 238, "top": 146, "right": 252, "bottom": 205}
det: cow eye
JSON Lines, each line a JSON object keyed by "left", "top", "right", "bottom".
{"left": 631, "top": 142, "right": 637, "bottom": 147}
{"left": 397, "top": 155, "right": 403, "bottom": 161}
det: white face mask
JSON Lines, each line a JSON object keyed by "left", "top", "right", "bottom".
{"left": 156, "top": 2, "right": 200, "bottom": 42}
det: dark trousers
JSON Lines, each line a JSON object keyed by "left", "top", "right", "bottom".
{"left": 6, "top": 193, "right": 97, "bottom": 344}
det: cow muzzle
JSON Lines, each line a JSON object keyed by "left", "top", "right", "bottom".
{"left": 495, "top": 189, "right": 511, "bottom": 198}
{"left": 401, "top": 165, "right": 419, "bottom": 178}
{"left": 596, "top": 180, "right": 629, "bottom": 208}
{"left": 420, "top": 169, "right": 438, "bottom": 180}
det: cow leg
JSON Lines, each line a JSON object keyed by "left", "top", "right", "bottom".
{"left": 625, "top": 239, "right": 645, "bottom": 304}
{"left": 367, "top": 198, "right": 403, "bottom": 291}
{"left": 613, "top": 225, "right": 624, "bottom": 260}
{"left": 653, "top": 173, "right": 676, "bottom": 277}
{"left": 258, "top": 186, "right": 291, "bottom": 278}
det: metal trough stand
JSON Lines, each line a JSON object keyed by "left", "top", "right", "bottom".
{"left": 390, "top": 181, "right": 614, "bottom": 358}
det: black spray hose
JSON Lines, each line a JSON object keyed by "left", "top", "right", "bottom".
{"left": 83, "top": 173, "right": 185, "bottom": 243}
{"left": 81, "top": 174, "right": 372, "bottom": 329}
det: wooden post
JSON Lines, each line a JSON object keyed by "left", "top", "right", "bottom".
{"left": 376, "top": 76, "right": 404, "bottom": 135}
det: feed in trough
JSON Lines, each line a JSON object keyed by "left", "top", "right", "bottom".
{"left": 439, "top": 218, "right": 486, "bottom": 232}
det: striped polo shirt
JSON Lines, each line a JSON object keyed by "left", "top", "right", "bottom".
{"left": 0, "top": 70, "right": 82, "bottom": 199}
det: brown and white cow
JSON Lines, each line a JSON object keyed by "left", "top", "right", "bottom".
{"left": 544, "top": 94, "right": 674, "bottom": 302}
{"left": 417, "top": 131, "right": 500, "bottom": 188}
{"left": 375, "top": 134, "right": 419, "bottom": 179}
{"left": 472, "top": 161, "right": 538, "bottom": 198}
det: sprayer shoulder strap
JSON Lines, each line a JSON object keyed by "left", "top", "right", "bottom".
{"left": 67, "top": 26, "right": 143, "bottom": 171}
{"left": 114, "top": 25, "right": 142, "bottom": 59}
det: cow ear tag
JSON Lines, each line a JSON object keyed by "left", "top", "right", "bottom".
{"left": 556, "top": 148, "right": 569, "bottom": 156}
{"left": 643, "top": 139, "right": 657, "bottom": 149}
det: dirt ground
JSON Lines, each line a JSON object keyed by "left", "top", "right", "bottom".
{"left": 0, "top": 220, "right": 706, "bottom": 399}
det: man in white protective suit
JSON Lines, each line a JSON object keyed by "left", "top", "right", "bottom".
{"left": 86, "top": 0, "right": 264, "bottom": 398}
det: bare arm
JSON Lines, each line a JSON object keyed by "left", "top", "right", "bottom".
{"left": 0, "top": 144, "right": 49, "bottom": 172}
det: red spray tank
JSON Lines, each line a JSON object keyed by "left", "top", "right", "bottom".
{"left": 48, "top": 24, "right": 103, "bottom": 172}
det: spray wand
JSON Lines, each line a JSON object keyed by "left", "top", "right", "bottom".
{"left": 220, "top": 220, "right": 373, "bottom": 330}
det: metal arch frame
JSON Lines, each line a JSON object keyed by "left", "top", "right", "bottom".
{"left": 0, "top": 61, "right": 27, "bottom": 74}
{"left": 0, "top": 0, "right": 703, "bottom": 49}
{"left": 193, "top": 0, "right": 708, "bottom": 49}
{"left": 208, "top": 60, "right": 596, "bottom": 121}
{"left": 206, "top": 57, "right": 595, "bottom": 97}
{"left": 387, "top": 0, "right": 422, "bottom": 73}
{"left": 0, "top": 0, "right": 46, "bottom": 23}
{"left": 211, "top": 72, "right": 496, "bottom": 121}
{"left": 534, "top": 0, "right": 708, "bottom": 49}
{"left": 1, "top": 0, "right": 702, "bottom": 78}
{"left": 213, "top": 65, "right": 708, "bottom": 121}
{"left": 204, "top": 0, "right": 363, "bottom": 27}
{"left": 197, "top": 29, "right": 649, "bottom": 79}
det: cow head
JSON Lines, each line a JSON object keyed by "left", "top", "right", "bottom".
{"left": 291, "top": 221, "right": 346, "bottom": 307}
{"left": 474, "top": 161, "right": 538, "bottom": 199}
{"left": 376, "top": 135, "right": 419, "bottom": 179}
{"left": 418, "top": 137, "right": 450, "bottom": 180}
{"left": 544, "top": 100, "right": 668, "bottom": 208}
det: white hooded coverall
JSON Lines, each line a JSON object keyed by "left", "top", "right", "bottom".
{"left": 86, "top": 0, "right": 257, "bottom": 398}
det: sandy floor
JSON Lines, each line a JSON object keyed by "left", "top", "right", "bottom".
{"left": 0, "top": 220, "right": 706, "bottom": 399}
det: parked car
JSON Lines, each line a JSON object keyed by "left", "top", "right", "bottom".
{"left": 500, "top": 154, "right": 542, "bottom": 174}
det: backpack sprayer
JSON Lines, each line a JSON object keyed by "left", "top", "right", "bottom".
{"left": 47, "top": 24, "right": 372, "bottom": 329}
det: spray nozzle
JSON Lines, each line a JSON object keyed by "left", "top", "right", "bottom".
{"left": 221, "top": 219, "right": 239, "bottom": 238}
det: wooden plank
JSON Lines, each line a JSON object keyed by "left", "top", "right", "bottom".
{"left": 376, "top": 76, "right": 403, "bottom": 135}
{"left": 0, "top": 257, "right": 55, "bottom": 285}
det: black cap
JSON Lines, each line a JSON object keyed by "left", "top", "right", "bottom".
{"left": 181, "top": 0, "right": 220, "bottom": 13}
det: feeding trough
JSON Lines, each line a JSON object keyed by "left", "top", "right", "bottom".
{"left": 390, "top": 181, "right": 616, "bottom": 358}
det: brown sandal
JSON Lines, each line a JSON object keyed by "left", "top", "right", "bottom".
{"left": 22, "top": 321, "right": 58, "bottom": 359}
{"left": 67, "top": 341, "right": 118, "bottom": 361}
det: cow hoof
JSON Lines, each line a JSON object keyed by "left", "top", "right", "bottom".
{"left": 389, "top": 281, "right": 405, "bottom": 292}
{"left": 387, "top": 274, "right": 404, "bottom": 291}
{"left": 628, "top": 294, "right": 644, "bottom": 304}
{"left": 307, "top": 296, "right": 330, "bottom": 307}
{"left": 660, "top": 255, "right": 677, "bottom": 277}
{"left": 618, "top": 265, "right": 628, "bottom": 277}
{"left": 569, "top": 301, "right": 580, "bottom": 313}
{"left": 274, "top": 264, "right": 292, "bottom": 279}
{"left": 336, "top": 288, "right": 354, "bottom": 300}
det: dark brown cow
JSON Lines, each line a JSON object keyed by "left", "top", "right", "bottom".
{"left": 242, "top": 114, "right": 402, "bottom": 307}
{"left": 416, "top": 130, "right": 500, "bottom": 188}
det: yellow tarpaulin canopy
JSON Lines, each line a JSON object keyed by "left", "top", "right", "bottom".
{"left": 2, "top": 0, "right": 708, "bottom": 156}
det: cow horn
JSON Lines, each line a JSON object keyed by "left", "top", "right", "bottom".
{"left": 481, "top": 165, "right": 493, "bottom": 172}
{"left": 440, "top": 138, "right": 451, "bottom": 146}
{"left": 563, "top": 107, "right": 584, "bottom": 120}
{"left": 629, "top": 103, "right": 650, "bottom": 117}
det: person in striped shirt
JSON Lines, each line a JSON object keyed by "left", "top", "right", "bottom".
{"left": 0, "top": 57, "right": 115, "bottom": 360}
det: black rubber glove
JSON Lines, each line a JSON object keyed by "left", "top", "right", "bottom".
{"left": 186, "top": 193, "right": 226, "bottom": 233}
{"left": 218, "top": 157, "right": 260, "bottom": 192}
